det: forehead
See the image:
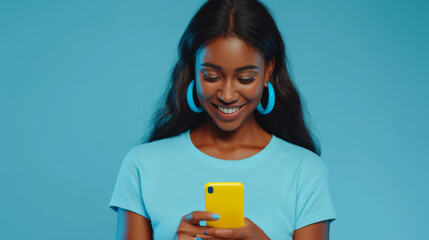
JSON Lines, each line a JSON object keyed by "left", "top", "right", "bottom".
{"left": 195, "top": 37, "right": 264, "bottom": 68}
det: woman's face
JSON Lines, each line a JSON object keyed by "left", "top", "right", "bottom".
{"left": 194, "top": 36, "right": 274, "bottom": 132}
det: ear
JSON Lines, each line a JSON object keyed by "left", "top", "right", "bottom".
{"left": 264, "top": 57, "right": 275, "bottom": 87}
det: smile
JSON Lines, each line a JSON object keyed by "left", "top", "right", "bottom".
{"left": 211, "top": 103, "right": 246, "bottom": 121}
{"left": 218, "top": 106, "right": 240, "bottom": 114}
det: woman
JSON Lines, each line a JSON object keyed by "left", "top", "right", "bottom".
{"left": 109, "top": 0, "right": 337, "bottom": 239}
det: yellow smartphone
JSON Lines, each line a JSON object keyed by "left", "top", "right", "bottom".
{"left": 204, "top": 182, "right": 244, "bottom": 228}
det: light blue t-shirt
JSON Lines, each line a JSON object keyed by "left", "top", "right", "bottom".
{"left": 109, "top": 129, "right": 337, "bottom": 239}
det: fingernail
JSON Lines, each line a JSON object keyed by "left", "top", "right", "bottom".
{"left": 212, "top": 213, "right": 220, "bottom": 220}
{"left": 185, "top": 214, "right": 192, "bottom": 220}
{"left": 195, "top": 238, "right": 203, "bottom": 240}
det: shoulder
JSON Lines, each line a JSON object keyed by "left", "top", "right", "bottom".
{"left": 273, "top": 136, "right": 329, "bottom": 177}
{"left": 125, "top": 132, "right": 185, "bottom": 165}
{"left": 133, "top": 133, "right": 183, "bottom": 152}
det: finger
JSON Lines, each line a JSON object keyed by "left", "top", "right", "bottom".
{"left": 204, "top": 238, "right": 234, "bottom": 240}
{"left": 183, "top": 211, "right": 220, "bottom": 225}
{"left": 203, "top": 228, "right": 247, "bottom": 239}
{"left": 202, "top": 238, "right": 235, "bottom": 240}
{"left": 195, "top": 235, "right": 230, "bottom": 240}
{"left": 195, "top": 234, "right": 215, "bottom": 239}
{"left": 176, "top": 222, "right": 214, "bottom": 238}
{"left": 194, "top": 229, "right": 215, "bottom": 238}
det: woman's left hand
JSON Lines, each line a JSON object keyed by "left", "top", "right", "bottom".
{"left": 200, "top": 217, "right": 270, "bottom": 240}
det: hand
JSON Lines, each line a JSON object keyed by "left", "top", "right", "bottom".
{"left": 175, "top": 211, "right": 220, "bottom": 240}
{"left": 202, "top": 217, "right": 271, "bottom": 240}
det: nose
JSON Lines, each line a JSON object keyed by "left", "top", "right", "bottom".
{"left": 217, "top": 80, "right": 238, "bottom": 104}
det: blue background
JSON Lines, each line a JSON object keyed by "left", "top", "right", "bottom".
{"left": 1, "top": 0, "right": 428, "bottom": 239}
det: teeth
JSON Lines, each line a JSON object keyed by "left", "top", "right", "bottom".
{"left": 218, "top": 106, "right": 240, "bottom": 114}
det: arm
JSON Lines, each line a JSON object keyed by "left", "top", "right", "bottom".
{"left": 116, "top": 207, "right": 153, "bottom": 240}
{"left": 292, "top": 220, "right": 330, "bottom": 240}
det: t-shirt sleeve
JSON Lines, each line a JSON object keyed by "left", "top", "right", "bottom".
{"left": 109, "top": 147, "right": 150, "bottom": 219}
{"left": 294, "top": 155, "right": 337, "bottom": 230}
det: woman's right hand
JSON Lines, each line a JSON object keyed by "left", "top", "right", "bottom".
{"left": 175, "top": 211, "right": 220, "bottom": 239}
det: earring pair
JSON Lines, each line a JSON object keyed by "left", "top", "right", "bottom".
{"left": 186, "top": 80, "right": 275, "bottom": 115}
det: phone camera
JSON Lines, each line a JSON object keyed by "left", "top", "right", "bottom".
{"left": 208, "top": 186, "right": 213, "bottom": 194}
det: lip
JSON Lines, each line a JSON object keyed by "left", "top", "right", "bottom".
{"left": 213, "top": 103, "right": 245, "bottom": 108}
{"left": 211, "top": 103, "right": 246, "bottom": 121}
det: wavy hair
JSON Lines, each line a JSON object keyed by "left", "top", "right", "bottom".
{"left": 141, "top": 0, "right": 321, "bottom": 156}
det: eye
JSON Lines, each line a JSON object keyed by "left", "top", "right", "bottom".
{"left": 238, "top": 77, "right": 255, "bottom": 84}
{"left": 203, "top": 73, "right": 220, "bottom": 81}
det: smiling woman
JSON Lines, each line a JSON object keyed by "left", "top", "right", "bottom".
{"left": 109, "top": 0, "right": 337, "bottom": 239}
{"left": 193, "top": 36, "right": 275, "bottom": 131}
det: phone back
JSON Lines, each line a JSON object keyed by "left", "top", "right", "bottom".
{"left": 204, "top": 182, "right": 244, "bottom": 228}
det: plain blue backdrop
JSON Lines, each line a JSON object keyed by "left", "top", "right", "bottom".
{"left": 1, "top": 0, "right": 428, "bottom": 239}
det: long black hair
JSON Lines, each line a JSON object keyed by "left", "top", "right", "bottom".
{"left": 141, "top": 0, "right": 321, "bottom": 156}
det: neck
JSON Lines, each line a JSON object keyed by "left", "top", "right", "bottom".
{"left": 194, "top": 113, "right": 270, "bottom": 148}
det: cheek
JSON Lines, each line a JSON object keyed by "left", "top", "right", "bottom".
{"left": 195, "top": 80, "right": 214, "bottom": 100}
{"left": 241, "top": 84, "right": 264, "bottom": 101}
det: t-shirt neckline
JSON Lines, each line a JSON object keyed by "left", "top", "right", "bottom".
{"left": 183, "top": 128, "right": 278, "bottom": 169}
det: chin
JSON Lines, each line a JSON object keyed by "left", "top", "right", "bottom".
{"left": 214, "top": 121, "right": 242, "bottom": 132}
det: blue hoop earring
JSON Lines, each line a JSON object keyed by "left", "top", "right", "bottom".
{"left": 187, "top": 80, "right": 204, "bottom": 113}
{"left": 256, "top": 81, "right": 275, "bottom": 115}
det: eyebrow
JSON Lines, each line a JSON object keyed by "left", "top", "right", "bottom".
{"left": 200, "top": 63, "right": 259, "bottom": 72}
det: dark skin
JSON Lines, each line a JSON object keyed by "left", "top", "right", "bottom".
{"left": 115, "top": 36, "right": 331, "bottom": 239}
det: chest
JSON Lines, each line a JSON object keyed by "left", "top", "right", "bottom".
{"left": 140, "top": 165, "right": 298, "bottom": 240}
